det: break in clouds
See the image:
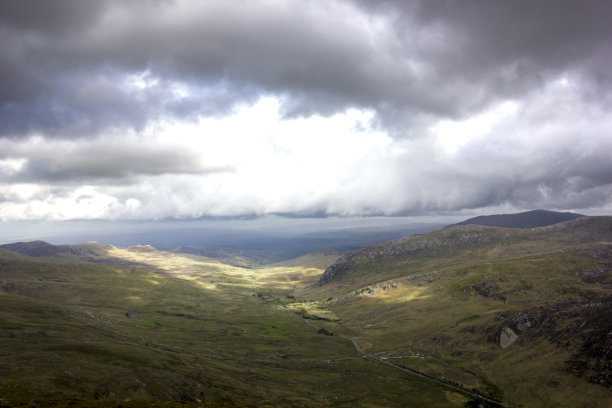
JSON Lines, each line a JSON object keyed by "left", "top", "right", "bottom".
{"left": 1, "top": 0, "right": 611, "bottom": 220}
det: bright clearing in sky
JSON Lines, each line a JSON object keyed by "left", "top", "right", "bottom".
{"left": 0, "top": 0, "right": 611, "bottom": 222}
{"left": 433, "top": 101, "right": 518, "bottom": 155}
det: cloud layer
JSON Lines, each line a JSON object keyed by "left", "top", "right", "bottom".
{"left": 1, "top": 0, "right": 611, "bottom": 220}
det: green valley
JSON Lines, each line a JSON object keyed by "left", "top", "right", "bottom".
{"left": 0, "top": 244, "right": 461, "bottom": 407}
{"left": 1, "top": 216, "right": 611, "bottom": 407}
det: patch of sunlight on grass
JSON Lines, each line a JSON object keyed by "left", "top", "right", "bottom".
{"left": 255, "top": 266, "right": 324, "bottom": 292}
{"left": 126, "top": 295, "right": 142, "bottom": 303}
{"left": 108, "top": 247, "right": 253, "bottom": 284}
{"left": 196, "top": 281, "right": 219, "bottom": 290}
{"left": 380, "top": 285, "right": 431, "bottom": 304}
{"left": 286, "top": 301, "right": 341, "bottom": 321}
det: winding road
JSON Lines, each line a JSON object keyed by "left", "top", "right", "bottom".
{"left": 298, "top": 313, "right": 511, "bottom": 407}
{"left": 250, "top": 270, "right": 512, "bottom": 407}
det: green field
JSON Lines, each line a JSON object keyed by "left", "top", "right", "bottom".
{"left": 0, "top": 246, "right": 466, "bottom": 407}
{"left": 1, "top": 217, "right": 611, "bottom": 407}
{"left": 293, "top": 217, "right": 612, "bottom": 408}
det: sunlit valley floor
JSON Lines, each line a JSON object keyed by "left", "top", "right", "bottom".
{"left": 1, "top": 215, "right": 611, "bottom": 407}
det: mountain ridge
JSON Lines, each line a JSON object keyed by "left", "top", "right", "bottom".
{"left": 316, "top": 215, "right": 608, "bottom": 287}
{"left": 316, "top": 216, "right": 605, "bottom": 287}
{"left": 296, "top": 215, "right": 612, "bottom": 407}
{"left": 447, "top": 209, "right": 585, "bottom": 229}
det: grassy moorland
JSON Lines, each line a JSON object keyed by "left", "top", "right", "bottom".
{"left": 293, "top": 217, "right": 612, "bottom": 408}
{"left": 1, "top": 217, "right": 611, "bottom": 407}
{"left": 0, "top": 245, "right": 466, "bottom": 407}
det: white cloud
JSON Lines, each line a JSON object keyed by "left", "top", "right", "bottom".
{"left": 0, "top": 98, "right": 395, "bottom": 219}
{"left": 0, "top": 185, "right": 119, "bottom": 220}
{"left": 1, "top": 76, "right": 611, "bottom": 221}
{"left": 432, "top": 100, "right": 518, "bottom": 155}
{"left": 0, "top": 158, "right": 26, "bottom": 176}
{"left": 1, "top": 1, "right": 611, "bottom": 221}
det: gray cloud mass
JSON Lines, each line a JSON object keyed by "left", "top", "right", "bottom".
{"left": 2, "top": 0, "right": 609, "bottom": 136}
{"left": 0, "top": 0, "right": 611, "bottom": 220}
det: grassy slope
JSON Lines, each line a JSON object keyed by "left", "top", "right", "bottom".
{"left": 3, "top": 217, "right": 611, "bottom": 407}
{"left": 0, "top": 248, "right": 465, "bottom": 407}
{"left": 295, "top": 217, "right": 612, "bottom": 408}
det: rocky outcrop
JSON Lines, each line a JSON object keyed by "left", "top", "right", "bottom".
{"left": 498, "top": 295, "right": 612, "bottom": 388}
{"left": 499, "top": 326, "right": 518, "bottom": 348}
{"left": 315, "top": 226, "right": 512, "bottom": 286}
{"left": 473, "top": 281, "right": 507, "bottom": 303}
{"left": 314, "top": 254, "right": 355, "bottom": 286}
{"left": 316, "top": 217, "right": 612, "bottom": 287}
{"left": 353, "top": 280, "right": 401, "bottom": 297}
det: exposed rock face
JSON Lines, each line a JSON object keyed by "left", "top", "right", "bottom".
{"left": 315, "top": 225, "right": 512, "bottom": 286}
{"left": 472, "top": 281, "right": 507, "bottom": 303}
{"left": 314, "top": 254, "right": 354, "bottom": 286}
{"left": 353, "top": 280, "right": 401, "bottom": 297}
{"left": 499, "top": 326, "right": 518, "bottom": 348}
{"left": 512, "top": 313, "right": 532, "bottom": 332}
{"left": 316, "top": 217, "right": 612, "bottom": 287}
{"left": 501, "top": 294, "right": 612, "bottom": 388}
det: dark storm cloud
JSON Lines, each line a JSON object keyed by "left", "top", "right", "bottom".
{"left": 0, "top": 67, "right": 249, "bottom": 138}
{"left": 0, "top": 0, "right": 114, "bottom": 34}
{"left": 2, "top": 0, "right": 609, "bottom": 139}
{"left": 0, "top": 0, "right": 611, "bottom": 220}
{"left": 355, "top": 0, "right": 612, "bottom": 81}
{"left": 0, "top": 137, "right": 226, "bottom": 183}
{"left": 1, "top": 0, "right": 374, "bottom": 137}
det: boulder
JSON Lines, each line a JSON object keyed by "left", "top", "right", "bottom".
{"left": 500, "top": 326, "right": 518, "bottom": 349}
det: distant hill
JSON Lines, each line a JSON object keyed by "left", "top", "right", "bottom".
{"left": 0, "top": 241, "right": 154, "bottom": 270}
{"left": 448, "top": 209, "right": 585, "bottom": 228}
{"left": 0, "top": 240, "right": 109, "bottom": 258}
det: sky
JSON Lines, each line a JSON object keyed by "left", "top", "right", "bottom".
{"left": 1, "top": 0, "right": 612, "bottom": 226}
